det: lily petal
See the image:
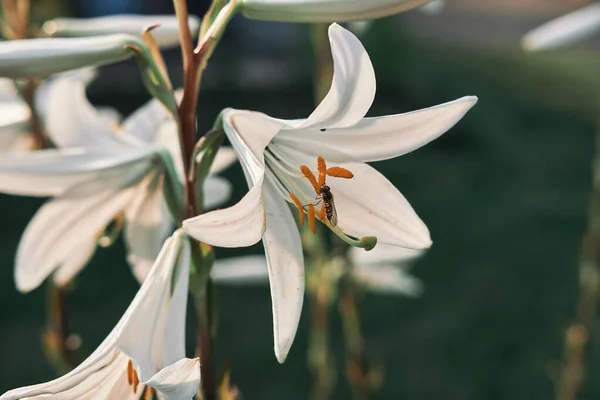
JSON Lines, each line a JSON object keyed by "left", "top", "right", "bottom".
{"left": 522, "top": 3, "right": 600, "bottom": 51}
{"left": 298, "top": 23, "right": 375, "bottom": 130}
{"left": 240, "top": 0, "right": 434, "bottom": 22}
{"left": 44, "top": 72, "right": 128, "bottom": 150}
{"left": 276, "top": 96, "right": 477, "bottom": 163}
{"left": 184, "top": 110, "right": 284, "bottom": 247}
{"left": 183, "top": 176, "right": 266, "bottom": 247}
{"left": 15, "top": 179, "right": 138, "bottom": 292}
{"left": 211, "top": 255, "right": 269, "bottom": 284}
{"left": 0, "top": 35, "right": 143, "bottom": 78}
{"left": 144, "top": 358, "right": 200, "bottom": 400}
{"left": 124, "top": 173, "right": 173, "bottom": 283}
{"left": 261, "top": 183, "right": 304, "bottom": 363}
{"left": 53, "top": 237, "right": 97, "bottom": 286}
{"left": 326, "top": 162, "right": 431, "bottom": 249}
{"left": 1, "top": 231, "right": 194, "bottom": 399}
{"left": 119, "top": 231, "right": 190, "bottom": 382}
{"left": 122, "top": 92, "right": 181, "bottom": 145}
{"left": 43, "top": 15, "right": 201, "bottom": 49}
{"left": 0, "top": 148, "right": 153, "bottom": 196}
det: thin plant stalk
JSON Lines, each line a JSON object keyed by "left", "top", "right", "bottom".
{"left": 555, "top": 118, "right": 600, "bottom": 400}
{"left": 172, "top": 1, "right": 237, "bottom": 398}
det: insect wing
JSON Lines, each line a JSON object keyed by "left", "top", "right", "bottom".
{"left": 328, "top": 198, "right": 338, "bottom": 227}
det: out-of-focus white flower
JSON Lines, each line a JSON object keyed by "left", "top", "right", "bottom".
{"left": 239, "top": 0, "right": 435, "bottom": 22}
{"left": 0, "top": 69, "right": 120, "bottom": 153}
{"left": 0, "top": 35, "right": 146, "bottom": 78}
{"left": 42, "top": 15, "right": 201, "bottom": 49}
{"left": 212, "top": 246, "right": 424, "bottom": 296}
{"left": 0, "top": 73, "right": 235, "bottom": 292}
{"left": 0, "top": 230, "right": 200, "bottom": 400}
{"left": 522, "top": 3, "right": 600, "bottom": 51}
{"left": 211, "top": 255, "right": 272, "bottom": 285}
{"left": 184, "top": 23, "right": 476, "bottom": 363}
{"left": 0, "top": 79, "right": 33, "bottom": 153}
{"left": 349, "top": 244, "right": 424, "bottom": 296}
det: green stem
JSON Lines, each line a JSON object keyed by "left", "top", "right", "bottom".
{"left": 42, "top": 282, "right": 79, "bottom": 375}
{"left": 555, "top": 118, "right": 600, "bottom": 400}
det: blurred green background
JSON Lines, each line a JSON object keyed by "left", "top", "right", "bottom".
{"left": 3, "top": 1, "right": 600, "bottom": 399}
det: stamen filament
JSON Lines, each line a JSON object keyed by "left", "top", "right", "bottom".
{"left": 265, "top": 149, "right": 304, "bottom": 178}
{"left": 323, "top": 218, "right": 377, "bottom": 251}
{"left": 289, "top": 193, "right": 305, "bottom": 226}
{"left": 266, "top": 146, "right": 305, "bottom": 178}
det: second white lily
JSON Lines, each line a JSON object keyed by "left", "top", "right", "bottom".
{"left": 184, "top": 23, "right": 477, "bottom": 362}
{"left": 0, "top": 72, "right": 235, "bottom": 292}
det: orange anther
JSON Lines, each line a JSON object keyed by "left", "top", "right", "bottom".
{"left": 326, "top": 166, "right": 354, "bottom": 179}
{"left": 144, "top": 386, "right": 155, "bottom": 400}
{"left": 127, "top": 359, "right": 134, "bottom": 385}
{"left": 307, "top": 203, "right": 316, "bottom": 234}
{"left": 300, "top": 165, "right": 320, "bottom": 194}
{"left": 289, "top": 193, "right": 305, "bottom": 226}
{"left": 317, "top": 156, "right": 327, "bottom": 187}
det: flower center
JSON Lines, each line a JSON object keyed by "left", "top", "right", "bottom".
{"left": 264, "top": 150, "right": 376, "bottom": 251}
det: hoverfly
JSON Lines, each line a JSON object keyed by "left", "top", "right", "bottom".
{"left": 318, "top": 184, "right": 337, "bottom": 226}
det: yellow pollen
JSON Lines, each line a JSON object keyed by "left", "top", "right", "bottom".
{"left": 289, "top": 193, "right": 305, "bottom": 226}
{"left": 326, "top": 166, "right": 354, "bottom": 179}
{"left": 300, "top": 165, "right": 320, "bottom": 194}
{"left": 317, "top": 156, "right": 327, "bottom": 187}
{"left": 307, "top": 204, "right": 316, "bottom": 234}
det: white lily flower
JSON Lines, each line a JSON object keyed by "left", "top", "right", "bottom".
{"left": 184, "top": 23, "right": 476, "bottom": 362}
{"left": 0, "top": 230, "right": 200, "bottom": 400}
{"left": 0, "top": 69, "right": 120, "bottom": 153}
{"left": 522, "top": 3, "right": 600, "bottom": 51}
{"left": 349, "top": 244, "right": 424, "bottom": 296}
{"left": 0, "top": 73, "right": 235, "bottom": 292}
{"left": 42, "top": 15, "right": 201, "bottom": 49}
{"left": 240, "top": 0, "right": 435, "bottom": 22}
{"left": 0, "top": 78, "right": 33, "bottom": 152}
{"left": 0, "top": 34, "right": 145, "bottom": 78}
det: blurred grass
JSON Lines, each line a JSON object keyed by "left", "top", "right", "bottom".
{"left": 1, "top": 18, "right": 599, "bottom": 399}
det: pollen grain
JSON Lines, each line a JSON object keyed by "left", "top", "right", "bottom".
{"left": 289, "top": 193, "right": 305, "bottom": 226}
